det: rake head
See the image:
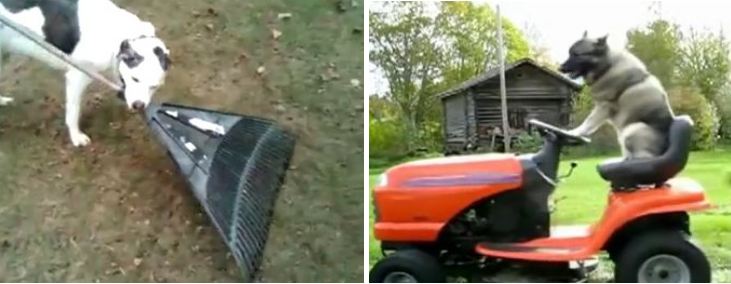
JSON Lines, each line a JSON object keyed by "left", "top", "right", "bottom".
{"left": 143, "top": 103, "right": 295, "bottom": 280}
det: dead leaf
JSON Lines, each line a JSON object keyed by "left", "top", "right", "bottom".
{"left": 256, "top": 66, "right": 266, "bottom": 75}
{"left": 239, "top": 52, "right": 248, "bottom": 60}
{"left": 350, "top": 79, "right": 360, "bottom": 87}
{"left": 134, "top": 258, "right": 142, "bottom": 267}
{"left": 337, "top": 0, "right": 348, "bottom": 12}
{"left": 272, "top": 29, "right": 282, "bottom": 40}
{"left": 321, "top": 66, "right": 340, "bottom": 81}
{"left": 277, "top": 13, "right": 292, "bottom": 20}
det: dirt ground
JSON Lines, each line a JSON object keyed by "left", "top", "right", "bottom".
{"left": 0, "top": 0, "right": 363, "bottom": 282}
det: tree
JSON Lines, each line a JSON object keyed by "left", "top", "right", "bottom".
{"left": 522, "top": 23, "right": 556, "bottom": 69}
{"left": 667, "top": 86, "right": 719, "bottom": 150}
{"left": 368, "top": 95, "right": 395, "bottom": 121}
{"left": 626, "top": 19, "right": 682, "bottom": 87}
{"left": 436, "top": 2, "right": 532, "bottom": 88}
{"left": 627, "top": 17, "right": 730, "bottom": 140}
{"left": 676, "top": 28, "right": 730, "bottom": 139}
{"left": 369, "top": 2, "right": 444, "bottom": 152}
{"left": 369, "top": 2, "right": 533, "bottom": 155}
{"left": 714, "top": 82, "right": 731, "bottom": 141}
{"left": 677, "top": 28, "right": 731, "bottom": 102}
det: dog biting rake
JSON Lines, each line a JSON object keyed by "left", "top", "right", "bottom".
{"left": 0, "top": 14, "right": 296, "bottom": 281}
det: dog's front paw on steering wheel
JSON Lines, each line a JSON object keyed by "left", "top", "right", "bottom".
{"left": 70, "top": 132, "right": 92, "bottom": 147}
{"left": 565, "top": 129, "right": 582, "bottom": 137}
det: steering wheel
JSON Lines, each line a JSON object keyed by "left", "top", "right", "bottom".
{"left": 528, "top": 119, "right": 591, "bottom": 145}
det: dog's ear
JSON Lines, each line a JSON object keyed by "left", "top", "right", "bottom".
{"left": 582, "top": 30, "right": 588, "bottom": 38}
{"left": 154, "top": 47, "right": 171, "bottom": 71}
{"left": 597, "top": 34, "right": 609, "bottom": 46}
{"left": 139, "top": 21, "right": 156, "bottom": 37}
{"left": 118, "top": 40, "right": 143, "bottom": 68}
{"left": 119, "top": 39, "right": 131, "bottom": 54}
{"left": 594, "top": 34, "right": 609, "bottom": 54}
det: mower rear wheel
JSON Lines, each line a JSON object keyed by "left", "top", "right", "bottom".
{"left": 614, "top": 230, "right": 710, "bottom": 283}
{"left": 369, "top": 249, "right": 446, "bottom": 283}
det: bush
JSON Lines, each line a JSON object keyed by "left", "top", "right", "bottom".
{"left": 369, "top": 118, "right": 409, "bottom": 159}
{"left": 512, "top": 132, "right": 543, "bottom": 154}
{"left": 668, "top": 86, "right": 720, "bottom": 150}
{"left": 369, "top": 115, "right": 444, "bottom": 159}
{"left": 713, "top": 83, "right": 731, "bottom": 142}
{"left": 568, "top": 88, "right": 621, "bottom": 156}
{"left": 417, "top": 120, "right": 443, "bottom": 153}
{"left": 564, "top": 126, "right": 621, "bottom": 157}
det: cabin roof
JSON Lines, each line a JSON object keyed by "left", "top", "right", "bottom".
{"left": 438, "top": 58, "right": 583, "bottom": 99}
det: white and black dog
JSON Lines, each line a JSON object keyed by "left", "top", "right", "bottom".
{"left": 0, "top": 0, "right": 170, "bottom": 147}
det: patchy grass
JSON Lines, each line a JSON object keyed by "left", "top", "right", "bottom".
{"left": 0, "top": 0, "right": 363, "bottom": 282}
{"left": 369, "top": 149, "right": 731, "bottom": 282}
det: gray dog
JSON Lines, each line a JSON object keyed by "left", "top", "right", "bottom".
{"left": 559, "top": 32, "right": 675, "bottom": 159}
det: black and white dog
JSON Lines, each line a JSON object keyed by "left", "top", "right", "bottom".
{"left": 0, "top": 0, "right": 171, "bottom": 147}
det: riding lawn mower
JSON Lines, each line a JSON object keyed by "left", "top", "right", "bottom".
{"left": 370, "top": 116, "right": 711, "bottom": 283}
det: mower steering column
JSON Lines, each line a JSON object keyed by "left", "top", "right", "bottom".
{"left": 531, "top": 132, "right": 562, "bottom": 182}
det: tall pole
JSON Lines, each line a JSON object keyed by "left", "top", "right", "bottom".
{"left": 496, "top": 5, "right": 510, "bottom": 152}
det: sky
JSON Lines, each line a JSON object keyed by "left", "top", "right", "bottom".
{"left": 369, "top": 0, "right": 731, "bottom": 95}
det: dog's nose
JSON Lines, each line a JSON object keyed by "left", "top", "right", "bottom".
{"left": 132, "top": 101, "right": 145, "bottom": 110}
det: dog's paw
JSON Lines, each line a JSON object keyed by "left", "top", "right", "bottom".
{"left": 70, "top": 132, "right": 92, "bottom": 147}
{"left": 565, "top": 129, "right": 583, "bottom": 137}
{"left": 0, "top": 96, "right": 14, "bottom": 106}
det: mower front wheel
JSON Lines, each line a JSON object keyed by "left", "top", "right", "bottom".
{"left": 614, "top": 230, "right": 711, "bottom": 283}
{"left": 369, "top": 249, "right": 446, "bottom": 283}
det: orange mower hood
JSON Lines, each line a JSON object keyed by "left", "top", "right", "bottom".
{"left": 382, "top": 153, "right": 523, "bottom": 189}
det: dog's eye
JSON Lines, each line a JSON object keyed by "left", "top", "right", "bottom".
{"left": 132, "top": 77, "right": 140, "bottom": 83}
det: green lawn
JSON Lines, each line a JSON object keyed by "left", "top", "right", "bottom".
{"left": 369, "top": 150, "right": 731, "bottom": 282}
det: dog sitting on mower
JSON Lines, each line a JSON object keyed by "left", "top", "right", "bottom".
{"left": 559, "top": 31, "right": 675, "bottom": 160}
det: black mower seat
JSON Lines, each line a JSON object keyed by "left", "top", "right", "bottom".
{"left": 597, "top": 115, "right": 693, "bottom": 190}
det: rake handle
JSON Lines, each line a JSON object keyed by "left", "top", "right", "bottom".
{"left": 0, "top": 13, "right": 123, "bottom": 92}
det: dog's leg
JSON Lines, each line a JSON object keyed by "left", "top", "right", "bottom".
{"left": 65, "top": 70, "right": 93, "bottom": 147}
{"left": 0, "top": 45, "right": 13, "bottom": 106}
{"left": 621, "top": 122, "right": 663, "bottom": 160}
{"left": 617, "top": 135, "right": 630, "bottom": 159}
{"left": 567, "top": 103, "right": 610, "bottom": 136}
